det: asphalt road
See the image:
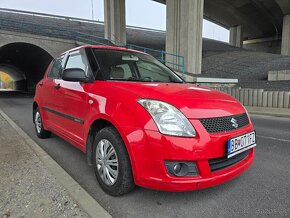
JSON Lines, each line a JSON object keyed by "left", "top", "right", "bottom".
{"left": 0, "top": 96, "right": 289, "bottom": 218}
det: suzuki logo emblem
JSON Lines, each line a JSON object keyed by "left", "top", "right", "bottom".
{"left": 231, "top": 118, "right": 239, "bottom": 129}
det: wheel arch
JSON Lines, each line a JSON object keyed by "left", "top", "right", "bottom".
{"left": 85, "top": 117, "right": 137, "bottom": 179}
{"left": 86, "top": 118, "right": 113, "bottom": 165}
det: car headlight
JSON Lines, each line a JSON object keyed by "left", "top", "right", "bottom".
{"left": 138, "top": 99, "right": 196, "bottom": 137}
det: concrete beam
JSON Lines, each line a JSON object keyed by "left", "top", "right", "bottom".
{"left": 192, "top": 77, "right": 238, "bottom": 83}
{"left": 244, "top": 89, "right": 249, "bottom": 106}
{"left": 258, "top": 89, "right": 263, "bottom": 107}
{"left": 267, "top": 91, "right": 273, "bottom": 107}
{"left": 248, "top": 89, "right": 253, "bottom": 106}
{"left": 281, "top": 14, "right": 290, "bottom": 55}
{"left": 275, "top": 0, "right": 290, "bottom": 15}
{"left": 166, "top": 0, "right": 204, "bottom": 78}
{"left": 230, "top": 25, "right": 243, "bottom": 47}
{"left": 104, "top": 0, "right": 126, "bottom": 44}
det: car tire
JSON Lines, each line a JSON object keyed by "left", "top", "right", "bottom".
{"left": 93, "top": 126, "right": 135, "bottom": 196}
{"left": 34, "top": 107, "right": 51, "bottom": 139}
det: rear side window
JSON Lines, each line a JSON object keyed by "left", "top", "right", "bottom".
{"left": 48, "top": 57, "right": 63, "bottom": 79}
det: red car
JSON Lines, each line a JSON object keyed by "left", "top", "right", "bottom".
{"left": 33, "top": 45, "right": 256, "bottom": 196}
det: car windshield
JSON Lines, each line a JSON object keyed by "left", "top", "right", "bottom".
{"left": 93, "top": 49, "right": 184, "bottom": 83}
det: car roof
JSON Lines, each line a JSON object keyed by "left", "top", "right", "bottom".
{"left": 59, "top": 45, "right": 147, "bottom": 57}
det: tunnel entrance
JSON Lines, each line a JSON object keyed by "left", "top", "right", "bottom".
{"left": 0, "top": 43, "right": 53, "bottom": 92}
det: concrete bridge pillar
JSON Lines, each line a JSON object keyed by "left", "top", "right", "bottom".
{"left": 281, "top": 14, "right": 290, "bottom": 55}
{"left": 166, "top": 0, "right": 204, "bottom": 77}
{"left": 104, "top": 0, "right": 126, "bottom": 44}
{"left": 230, "top": 25, "right": 243, "bottom": 48}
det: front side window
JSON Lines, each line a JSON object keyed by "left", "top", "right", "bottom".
{"left": 65, "top": 52, "right": 89, "bottom": 75}
{"left": 93, "top": 49, "right": 183, "bottom": 83}
{"left": 48, "top": 56, "right": 63, "bottom": 79}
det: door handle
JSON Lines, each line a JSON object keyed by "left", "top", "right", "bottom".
{"left": 54, "top": 84, "right": 61, "bottom": 89}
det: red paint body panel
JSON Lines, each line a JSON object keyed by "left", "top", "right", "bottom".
{"left": 34, "top": 45, "right": 255, "bottom": 192}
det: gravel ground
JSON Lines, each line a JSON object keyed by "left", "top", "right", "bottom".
{"left": 0, "top": 114, "right": 90, "bottom": 218}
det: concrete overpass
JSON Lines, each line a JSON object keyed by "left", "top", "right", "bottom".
{"left": 2, "top": 0, "right": 290, "bottom": 91}
{"left": 104, "top": 0, "right": 290, "bottom": 77}
{"left": 155, "top": 0, "right": 290, "bottom": 52}
{"left": 0, "top": 9, "right": 167, "bottom": 92}
{"left": 0, "top": 30, "right": 78, "bottom": 91}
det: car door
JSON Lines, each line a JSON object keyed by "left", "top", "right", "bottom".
{"left": 55, "top": 49, "right": 92, "bottom": 147}
{"left": 41, "top": 56, "right": 64, "bottom": 128}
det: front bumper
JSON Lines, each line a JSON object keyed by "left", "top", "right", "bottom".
{"left": 123, "top": 119, "right": 255, "bottom": 192}
{"left": 137, "top": 148, "right": 254, "bottom": 192}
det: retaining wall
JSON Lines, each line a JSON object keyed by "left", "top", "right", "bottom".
{"left": 215, "top": 87, "right": 290, "bottom": 109}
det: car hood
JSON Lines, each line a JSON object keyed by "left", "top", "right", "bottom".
{"left": 111, "top": 82, "right": 245, "bottom": 119}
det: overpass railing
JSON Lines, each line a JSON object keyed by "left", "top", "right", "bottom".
{"left": 0, "top": 8, "right": 185, "bottom": 78}
{"left": 75, "top": 32, "right": 185, "bottom": 77}
{"left": 126, "top": 44, "right": 185, "bottom": 77}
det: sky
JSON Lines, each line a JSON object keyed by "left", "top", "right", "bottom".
{"left": 0, "top": 0, "right": 229, "bottom": 42}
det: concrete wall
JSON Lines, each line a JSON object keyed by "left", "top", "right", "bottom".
{"left": 215, "top": 87, "right": 290, "bottom": 109}
{"left": 166, "top": 0, "right": 204, "bottom": 75}
{"left": 230, "top": 25, "right": 243, "bottom": 48}
{"left": 0, "top": 30, "right": 78, "bottom": 57}
{"left": 243, "top": 38, "right": 281, "bottom": 54}
{"left": 268, "top": 70, "right": 290, "bottom": 81}
{"left": 281, "top": 14, "right": 290, "bottom": 55}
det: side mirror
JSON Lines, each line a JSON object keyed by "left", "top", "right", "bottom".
{"left": 62, "top": 68, "right": 89, "bottom": 82}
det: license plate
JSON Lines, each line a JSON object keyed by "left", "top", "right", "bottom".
{"left": 227, "top": 131, "right": 256, "bottom": 158}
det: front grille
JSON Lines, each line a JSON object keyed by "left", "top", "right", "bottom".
{"left": 209, "top": 150, "right": 250, "bottom": 172}
{"left": 200, "top": 113, "right": 249, "bottom": 133}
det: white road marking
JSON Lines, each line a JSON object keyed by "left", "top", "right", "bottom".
{"left": 257, "top": 135, "right": 290, "bottom": 143}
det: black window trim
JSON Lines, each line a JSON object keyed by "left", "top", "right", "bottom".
{"left": 86, "top": 47, "right": 104, "bottom": 81}
{"left": 46, "top": 60, "right": 54, "bottom": 79}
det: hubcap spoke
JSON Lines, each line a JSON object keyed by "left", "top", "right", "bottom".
{"left": 106, "top": 146, "right": 115, "bottom": 159}
{"left": 96, "top": 158, "right": 103, "bottom": 164}
{"left": 107, "top": 165, "right": 118, "bottom": 179}
{"left": 102, "top": 165, "right": 107, "bottom": 181}
{"left": 103, "top": 140, "right": 109, "bottom": 158}
{"left": 100, "top": 141, "right": 105, "bottom": 158}
{"left": 106, "top": 159, "right": 118, "bottom": 166}
{"left": 97, "top": 144, "right": 104, "bottom": 159}
{"left": 95, "top": 139, "right": 119, "bottom": 186}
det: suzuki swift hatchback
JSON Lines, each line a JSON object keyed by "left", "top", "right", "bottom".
{"left": 33, "top": 45, "right": 256, "bottom": 196}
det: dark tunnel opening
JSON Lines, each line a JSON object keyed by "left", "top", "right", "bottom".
{"left": 0, "top": 43, "right": 53, "bottom": 93}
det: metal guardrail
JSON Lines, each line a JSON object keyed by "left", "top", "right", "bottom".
{"left": 0, "top": 8, "right": 185, "bottom": 78}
